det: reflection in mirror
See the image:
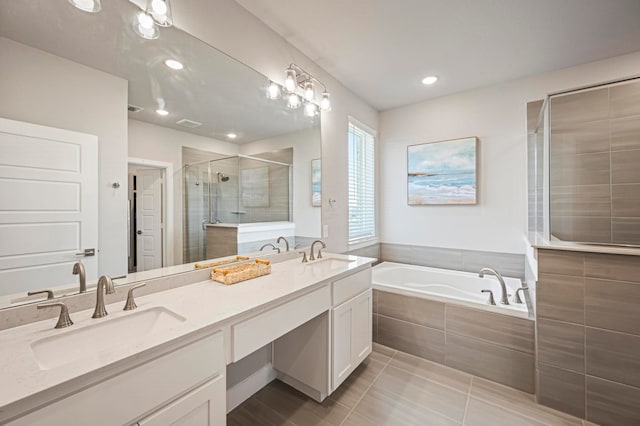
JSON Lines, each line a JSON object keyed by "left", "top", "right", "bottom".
{"left": 0, "top": 0, "right": 321, "bottom": 308}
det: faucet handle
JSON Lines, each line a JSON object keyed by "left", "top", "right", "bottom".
{"left": 481, "top": 289, "right": 496, "bottom": 306}
{"left": 298, "top": 251, "right": 308, "bottom": 263}
{"left": 123, "top": 283, "right": 146, "bottom": 311}
{"left": 28, "top": 289, "right": 54, "bottom": 300}
{"left": 38, "top": 302, "right": 73, "bottom": 329}
{"left": 514, "top": 287, "right": 526, "bottom": 304}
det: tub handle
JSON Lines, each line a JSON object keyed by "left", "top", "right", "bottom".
{"left": 481, "top": 289, "right": 496, "bottom": 306}
{"left": 514, "top": 287, "right": 526, "bottom": 304}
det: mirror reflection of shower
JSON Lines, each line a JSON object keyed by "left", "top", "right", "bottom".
{"left": 183, "top": 148, "right": 293, "bottom": 263}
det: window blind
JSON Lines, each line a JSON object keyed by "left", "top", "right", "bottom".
{"left": 348, "top": 121, "right": 375, "bottom": 243}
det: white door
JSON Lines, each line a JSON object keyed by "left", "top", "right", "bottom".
{"left": 136, "top": 168, "right": 162, "bottom": 271}
{"left": 0, "top": 118, "right": 98, "bottom": 297}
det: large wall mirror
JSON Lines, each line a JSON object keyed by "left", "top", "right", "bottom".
{"left": 0, "top": 0, "right": 321, "bottom": 308}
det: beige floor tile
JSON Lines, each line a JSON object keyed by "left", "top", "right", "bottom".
{"left": 352, "top": 386, "right": 461, "bottom": 426}
{"left": 369, "top": 365, "right": 468, "bottom": 422}
{"left": 389, "top": 350, "right": 472, "bottom": 392}
{"left": 254, "top": 380, "right": 350, "bottom": 426}
{"left": 329, "top": 353, "right": 388, "bottom": 409}
{"left": 465, "top": 398, "right": 547, "bottom": 426}
{"left": 372, "top": 342, "right": 397, "bottom": 358}
{"left": 227, "top": 397, "right": 295, "bottom": 426}
{"left": 470, "top": 378, "right": 583, "bottom": 426}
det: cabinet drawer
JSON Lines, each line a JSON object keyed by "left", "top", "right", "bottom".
{"left": 9, "top": 332, "right": 225, "bottom": 426}
{"left": 232, "top": 285, "right": 330, "bottom": 362}
{"left": 332, "top": 268, "right": 371, "bottom": 306}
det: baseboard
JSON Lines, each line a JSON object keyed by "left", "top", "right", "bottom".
{"left": 226, "top": 363, "right": 277, "bottom": 413}
{"left": 277, "top": 371, "right": 327, "bottom": 403}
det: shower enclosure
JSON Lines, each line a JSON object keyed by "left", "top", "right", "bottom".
{"left": 184, "top": 154, "right": 293, "bottom": 263}
{"left": 528, "top": 77, "right": 640, "bottom": 247}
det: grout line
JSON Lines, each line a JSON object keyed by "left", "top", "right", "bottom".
{"left": 461, "top": 376, "right": 473, "bottom": 425}
{"left": 339, "top": 350, "right": 394, "bottom": 426}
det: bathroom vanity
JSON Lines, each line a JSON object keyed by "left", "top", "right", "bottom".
{"left": 0, "top": 254, "right": 374, "bottom": 425}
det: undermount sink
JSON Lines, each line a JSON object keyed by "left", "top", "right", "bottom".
{"left": 31, "top": 307, "right": 186, "bottom": 370}
{"left": 305, "top": 257, "right": 354, "bottom": 272}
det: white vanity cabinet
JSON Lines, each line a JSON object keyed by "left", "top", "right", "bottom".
{"left": 331, "top": 269, "right": 373, "bottom": 391}
{"left": 273, "top": 266, "right": 373, "bottom": 399}
{"left": 9, "top": 331, "right": 226, "bottom": 426}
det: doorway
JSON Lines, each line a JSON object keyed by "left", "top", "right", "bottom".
{"left": 127, "top": 158, "right": 174, "bottom": 273}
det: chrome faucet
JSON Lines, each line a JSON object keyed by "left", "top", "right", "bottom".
{"left": 276, "top": 236, "right": 290, "bottom": 252}
{"left": 93, "top": 275, "right": 115, "bottom": 318}
{"left": 478, "top": 268, "right": 509, "bottom": 305}
{"left": 260, "top": 243, "right": 281, "bottom": 253}
{"left": 309, "top": 240, "right": 326, "bottom": 261}
{"left": 73, "top": 261, "right": 86, "bottom": 293}
{"left": 38, "top": 302, "right": 73, "bottom": 329}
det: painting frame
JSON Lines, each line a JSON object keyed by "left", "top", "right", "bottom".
{"left": 407, "top": 136, "right": 478, "bottom": 205}
{"left": 311, "top": 158, "right": 321, "bottom": 207}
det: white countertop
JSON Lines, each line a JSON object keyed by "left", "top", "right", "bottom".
{"left": 0, "top": 253, "right": 374, "bottom": 421}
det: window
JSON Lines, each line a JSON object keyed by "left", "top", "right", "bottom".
{"left": 348, "top": 119, "right": 376, "bottom": 244}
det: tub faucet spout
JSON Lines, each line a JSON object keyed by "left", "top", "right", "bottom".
{"left": 478, "top": 268, "right": 510, "bottom": 305}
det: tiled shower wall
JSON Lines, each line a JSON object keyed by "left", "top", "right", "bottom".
{"left": 549, "top": 79, "right": 640, "bottom": 245}
{"left": 536, "top": 248, "right": 640, "bottom": 425}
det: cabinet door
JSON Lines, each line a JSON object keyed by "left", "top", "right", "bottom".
{"left": 331, "top": 289, "right": 373, "bottom": 391}
{"left": 332, "top": 297, "right": 355, "bottom": 389}
{"left": 138, "top": 375, "right": 226, "bottom": 426}
{"left": 352, "top": 289, "right": 372, "bottom": 366}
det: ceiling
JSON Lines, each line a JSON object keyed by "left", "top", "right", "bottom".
{"left": 234, "top": 0, "right": 640, "bottom": 111}
{"left": 0, "top": 0, "right": 318, "bottom": 143}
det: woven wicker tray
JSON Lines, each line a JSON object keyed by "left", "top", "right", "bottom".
{"left": 211, "top": 259, "right": 271, "bottom": 285}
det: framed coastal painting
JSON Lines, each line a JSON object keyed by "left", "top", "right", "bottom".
{"left": 407, "top": 137, "right": 478, "bottom": 205}
{"left": 311, "top": 158, "right": 321, "bottom": 207}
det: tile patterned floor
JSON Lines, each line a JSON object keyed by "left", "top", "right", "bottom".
{"left": 228, "top": 343, "right": 595, "bottom": 426}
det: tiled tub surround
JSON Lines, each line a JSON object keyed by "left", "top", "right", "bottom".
{"left": 372, "top": 289, "right": 535, "bottom": 393}
{"left": 536, "top": 248, "right": 640, "bottom": 425}
{"left": 345, "top": 242, "right": 525, "bottom": 279}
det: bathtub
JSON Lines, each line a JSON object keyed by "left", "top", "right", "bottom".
{"left": 372, "top": 262, "right": 530, "bottom": 318}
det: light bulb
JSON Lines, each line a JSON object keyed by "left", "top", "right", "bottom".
{"left": 151, "top": 0, "right": 167, "bottom": 15}
{"left": 156, "top": 109, "right": 169, "bottom": 116}
{"left": 320, "top": 92, "right": 331, "bottom": 111}
{"left": 284, "top": 68, "right": 297, "bottom": 93}
{"left": 287, "top": 93, "right": 301, "bottom": 109}
{"left": 133, "top": 12, "right": 159, "bottom": 39}
{"left": 267, "top": 81, "right": 280, "bottom": 100}
{"left": 303, "top": 81, "right": 314, "bottom": 101}
{"left": 146, "top": 0, "right": 173, "bottom": 27}
{"left": 68, "top": 0, "right": 101, "bottom": 13}
{"left": 304, "top": 102, "right": 318, "bottom": 117}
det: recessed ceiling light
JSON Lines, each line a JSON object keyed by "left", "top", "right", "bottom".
{"left": 68, "top": 0, "right": 101, "bottom": 13}
{"left": 156, "top": 109, "right": 169, "bottom": 116}
{"left": 164, "top": 59, "right": 184, "bottom": 70}
{"left": 227, "top": 133, "right": 237, "bottom": 139}
{"left": 422, "top": 76, "right": 438, "bottom": 85}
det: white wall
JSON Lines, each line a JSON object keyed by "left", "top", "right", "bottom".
{"left": 380, "top": 51, "right": 640, "bottom": 254}
{"left": 241, "top": 127, "right": 322, "bottom": 239}
{"left": 172, "top": 0, "right": 379, "bottom": 253}
{"left": 0, "top": 37, "right": 129, "bottom": 276}
{"left": 128, "top": 119, "right": 238, "bottom": 265}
